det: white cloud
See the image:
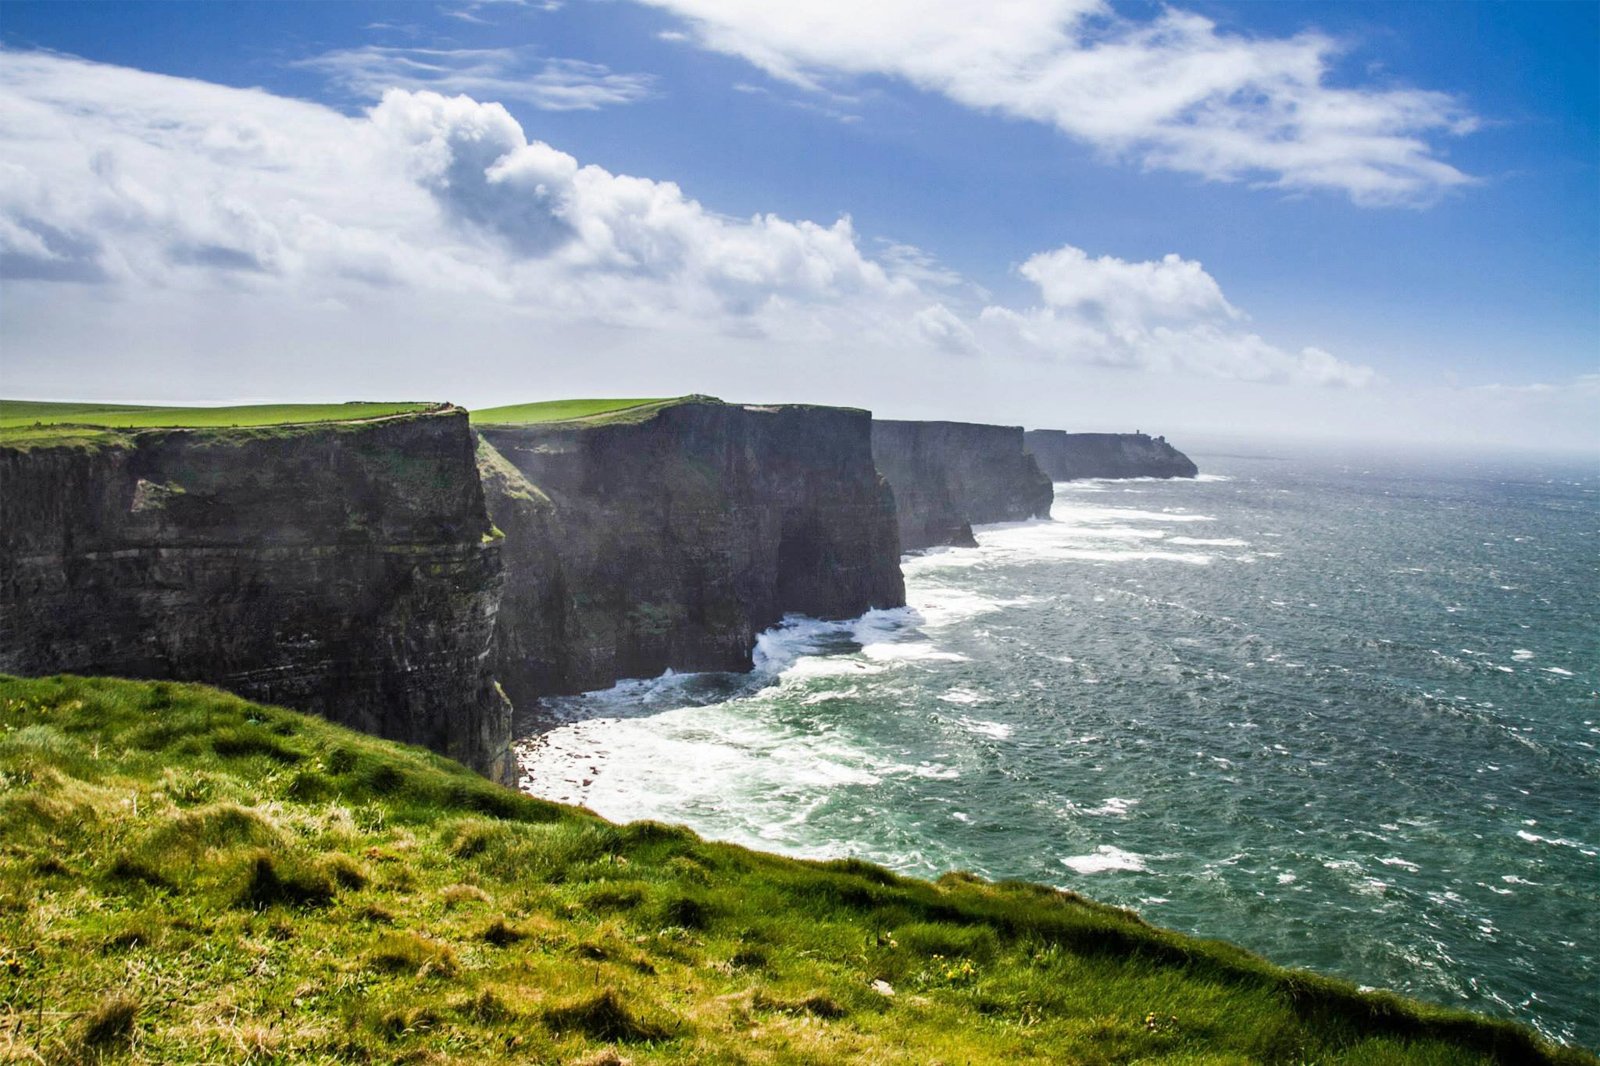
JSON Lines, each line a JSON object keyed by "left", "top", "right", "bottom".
{"left": 295, "top": 46, "right": 655, "bottom": 110}
{"left": 1, "top": 48, "right": 1374, "bottom": 411}
{"left": 980, "top": 245, "right": 1376, "bottom": 387}
{"left": 639, "top": 0, "right": 1477, "bottom": 205}
{"left": 1019, "top": 245, "right": 1238, "bottom": 325}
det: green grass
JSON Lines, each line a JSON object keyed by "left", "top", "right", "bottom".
{"left": 0, "top": 399, "right": 437, "bottom": 431}
{"left": 0, "top": 674, "right": 1589, "bottom": 1065}
{"left": 471, "top": 397, "right": 712, "bottom": 427}
{"left": 0, "top": 400, "right": 444, "bottom": 450}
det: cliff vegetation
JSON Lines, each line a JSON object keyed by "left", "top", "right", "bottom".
{"left": 471, "top": 398, "right": 685, "bottom": 427}
{"left": 0, "top": 401, "right": 437, "bottom": 449}
{"left": 1, "top": 673, "right": 1586, "bottom": 1066}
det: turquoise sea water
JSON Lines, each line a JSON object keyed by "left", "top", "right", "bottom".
{"left": 516, "top": 450, "right": 1599, "bottom": 1047}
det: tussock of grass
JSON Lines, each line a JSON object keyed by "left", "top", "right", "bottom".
{"left": 543, "top": 989, "right": 674, "bottom": 1043}
{"left": 0, "top": 673, "right": 1590, "bottom": 1065}
{"left": 369, "top": 931, "right": 459, "bottom": 978}
{"left": 752, "top": 989, "right": 849, "bottom": 1019}
{"left": 78, "top": 993, "right": 140, "bottom": 1049}
{"left": 236, "top": 851, "right": 337, "bottom": 910}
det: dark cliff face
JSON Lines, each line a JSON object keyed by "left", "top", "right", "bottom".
{"left": 478, "top": 401, "right": 905, "bottom": 702}
{"left": 0, "top": 409, "right": 514, "bottom": 783}
{"left": 871, "top": 420, "right": 1054, "bottom": 552}
{"left": 1024, "top": 430, "right": 1198, "bottom": 481}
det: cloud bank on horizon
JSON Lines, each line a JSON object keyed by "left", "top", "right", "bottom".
{"left": 642, "top": 0, "right": 1478, "bottom": 206}
{"left": 0, "top": 49, "right": 1372, "bottom": 391}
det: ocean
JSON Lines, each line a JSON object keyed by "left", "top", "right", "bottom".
{"left": 515, "top": 448, "right": 1599, "bottom": 1047}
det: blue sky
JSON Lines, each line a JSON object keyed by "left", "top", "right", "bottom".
{"left": 1, "top": 1, "right": 1596, "bottom": 450}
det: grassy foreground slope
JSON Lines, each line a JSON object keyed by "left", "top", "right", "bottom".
{"left": 0, "top": 676, "right": 1586, "bottom": 1066}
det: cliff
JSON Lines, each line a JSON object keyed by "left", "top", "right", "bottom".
{"left": 477, "top": 399, "right": 905, "bottom": 702}
{"left": 0, "top": 407, "right": 513, "bottom": 782}
{"left": 871, "top": 420, "right": 1054, "bottom": 552}
{"left": 1024, "top": 430, "right": 1198, "bottom": 480}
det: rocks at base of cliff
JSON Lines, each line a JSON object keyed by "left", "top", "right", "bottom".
{"left": 478, "top": 400, "right": 906, "bottom": 704}
{"left": 1024, "top": 430, "right": 1198, "bottom": 481}
{"left": 871, "top": 420, "right": 1054, "bottom": 553}
{"left": 0, "top": 408, "right": 515, "bottom": 784}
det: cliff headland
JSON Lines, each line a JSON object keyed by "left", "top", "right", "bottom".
{"left": 0, "top": 402, "right": 513, "bottom": 782}
{"left": 872, "top": 419, "right": 1054, "bottom": 551}
{"left": 474, "top": 396, "right": 904, "bottom": 704}
{"left": 1025, "top": 430, "right": 1198, "bottom": 480}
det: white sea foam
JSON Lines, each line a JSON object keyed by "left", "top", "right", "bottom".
{"left": 1049, "top": 504, "right": 1216, "bottom": 524}
{"left": 1083, "top": 797, "right": 1138, "bottom": 816}
{"left": 861, "top": 641, "right": 969, "bottom": 664}
{"left": 1379, "top": 857, "right": 1421, "bottom": 872}
{"left": 517, "top": 698, "right": 959, "bottom": 861}
{"left": 907, "top": 585, "right": 1033, "bottom": 627}
{"left": 1060, "top": 845, "right": 1149, "bottom": 874}
{"left": 952, "top": 716, "right": 1012, "bottom": 740}
{"left": 1168, "top": 536, "right": 1250, "bottom": 547}
{"left": 1517, "top": 830, "right": 1597, "bottom": 855}
{"left": 938, "top": 688, "right": 987, "bottom": 705}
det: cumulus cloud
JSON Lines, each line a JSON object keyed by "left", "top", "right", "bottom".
{"left": 641, "top": 0, "right": 1477, "bottom": 205}
{"left": 295, "top": 46, "right": 655, "bottom": 111}
{"left": 1019, "top": 246, "right": 1238, "bottom": 326}
{"left": 0, "top": 48, "right": 1364, "bottom": 395}
{"left": 980, "top": 245, "right": 1377, "bottom": 387}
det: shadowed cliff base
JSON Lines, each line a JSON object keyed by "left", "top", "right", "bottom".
{"left": 872, "top": 419, "right": 1054, "bottom": 552}
{"left": 1026, "top": 430, "right": 1199, "bottom": 481}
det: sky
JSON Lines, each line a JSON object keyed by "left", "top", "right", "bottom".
{"left": 1, "top": 1, "right": 1596, "bottom": 452}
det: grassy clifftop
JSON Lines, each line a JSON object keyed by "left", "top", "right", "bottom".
{"left": 0, "top": 401, "right": 442, "bottom": 450}
{"left": 471, "top": 397, "right": 711, "bottom": 428}
{"left": 1, "top": 676, "right": 1586, "bottom": 1065}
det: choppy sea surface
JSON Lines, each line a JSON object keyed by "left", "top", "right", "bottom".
{"left": 516, "top": 449, "right": 1599, "bottom": 1047}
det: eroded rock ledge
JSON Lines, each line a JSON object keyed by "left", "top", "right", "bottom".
{"left": 871, "top": 419, "right": 1054, "bottom": 552}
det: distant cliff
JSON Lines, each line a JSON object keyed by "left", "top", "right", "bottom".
{"left": 0, "top": 408, "right": 513, "bottom": 782}
{"left": 1025, "top": 430, "right": 1198, "bottom": 481}
{"left": 477, "top": 400, "right": 905, "bottom": 703}
{"left": 872, "top": 420, "right": 1054, "bottom": 552}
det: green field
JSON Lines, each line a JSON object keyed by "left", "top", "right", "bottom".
{"left": 471, "top": 397, "right": 707, "bottom": 427}
{"left": 1, "top": 674, "right": 1586, "bottom": 1065}
{"left": 0, "top": 400, "right": 444, "bottom": 451}
{"left": 0, "top": 400, "right": 437, "bottom": 431}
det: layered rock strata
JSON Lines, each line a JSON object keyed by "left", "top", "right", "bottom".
{"left": 0, "top": 408, "right": 514, "bottom": 782}
{"left": 477, "top": 400, "right": 905, "bottom": 704}
{"left": 871, "top": 420, "right": 1054, "bottom": 552}
{"left": 1024, "top": 430, "right": 1198, "bottom": 481}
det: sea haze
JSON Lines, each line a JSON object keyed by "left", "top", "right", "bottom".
{"left": 517, "top": 451, "right": 1600, "bottom": 1047}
